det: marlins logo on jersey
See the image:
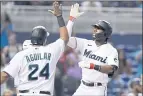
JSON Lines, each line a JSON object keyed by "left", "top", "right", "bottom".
{"left": 83, "top": 49, "right": 107, "bottom": 63}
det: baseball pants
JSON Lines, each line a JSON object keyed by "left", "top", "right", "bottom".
{"left": 73, "top": 82, "right": 107, "bottom": 96}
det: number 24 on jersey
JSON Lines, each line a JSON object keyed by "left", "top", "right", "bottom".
{"left": 28, "top": 63, "right": 49, "bottom": 80}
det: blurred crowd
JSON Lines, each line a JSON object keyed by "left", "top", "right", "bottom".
{"left": 1, "top": 8, "right": 142, "bottom": 96}
{"left": 1, "top": 1, "right": 142, "bottom": 8}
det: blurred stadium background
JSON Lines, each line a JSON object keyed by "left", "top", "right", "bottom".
{"left": 1, "top": 1, "right": 142, "bottom": 96}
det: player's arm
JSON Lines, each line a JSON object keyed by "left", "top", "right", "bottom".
{"left": 91, "top": 64, "right": 118, "bottom": 74}
{"left": 0, "top": 53, "right": 21, "bottom": 85}
{"left": 79, "top": 61, "right": 118, "bottom": 74}
{"left": 66, "top": 3, "right": 84, "bottom": 47}
{"left": 48, "top": 1, "right": 69, "bottom": 44}
{"left": 0, "top": 72, "right": 10, "bottom": 84}
{"left": 79, "top": 50, "right": 119, "bottom": 74}
{"left": 67, "top": 3, "right": 84, "bottom": 37}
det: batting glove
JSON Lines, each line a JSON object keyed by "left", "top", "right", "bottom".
{"left": 69, "top": 3, "right": 84, "bottom": 21}
{"left": 78, "top": 61, "right": 95, "bottom": 69}
{"left": 78, "top": 61, "right": 89, "bottom": 69}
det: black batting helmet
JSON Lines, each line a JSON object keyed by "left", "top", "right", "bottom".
{"left": 31, "top": 26, "right": 50, "bottom": 45}
{"left": 92, "top": 20, "right": 112, "bottom": 38}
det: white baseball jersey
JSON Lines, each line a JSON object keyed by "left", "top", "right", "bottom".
{"left": 3, "top": 38, "right": 65, "bottom": 95}
{"left": 68, "top": 37, "right": 119, "bottom": 84}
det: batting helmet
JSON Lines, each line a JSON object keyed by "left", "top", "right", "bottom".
{"left": 92, "top": 20, "right": 112, "bottom": 38}
{"left": 31, "top": 26, "right": 50, "bottom": 45}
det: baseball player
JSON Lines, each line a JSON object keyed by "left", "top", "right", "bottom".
{"left": 22, "top": 40, "right": 32, "bottom": 50}
{"left": 0, "top": 1, "right": 69, "bottom": 96}
{"left": 66, "top": 3, "right": 119, "bottom": 96}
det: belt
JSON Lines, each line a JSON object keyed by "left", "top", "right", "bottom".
{"left": 19, "top": 90, "right": 51, "bottom": 95}
{"left": 82, "top": 80, "right": 102, "bottom": 87}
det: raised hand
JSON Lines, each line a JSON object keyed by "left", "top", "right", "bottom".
{"left": 70, "top": 3, "right": 84, "bottom": 19}
{"left": 48, "top": 1, "right": 62, "bottom": 17}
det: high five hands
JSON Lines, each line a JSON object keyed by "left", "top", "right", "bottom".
{"left": 49, "top": 1, "right": 84, "bottom": 18}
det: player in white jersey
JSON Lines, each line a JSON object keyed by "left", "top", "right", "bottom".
{"left": 0, "top": 1, "right": 69, "bottom": 96}
{"left": 22, "top": 40, "right": 32, "bottom": 50}
{"left": 66, "top": 3, "right": 119, "bottom": 96}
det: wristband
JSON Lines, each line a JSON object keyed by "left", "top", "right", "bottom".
{"left": 69, "top": 16, "right": 76, "bottom": 22}
{"left": 57, "top": 15, "right": 65, "bottom": 27}
{"left": 90, "top": 63, "right": 94, "bottom": 69}
{"left": 94, "top": 65, "right": 101, "bottom": 71}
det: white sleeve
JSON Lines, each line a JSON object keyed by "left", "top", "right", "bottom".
{"left": 67, "top": 37, "right": 76, "bottom": 49}
{"left": 66, "top": 20, "right": 86, "bottom": 52}
{"left": 107, "top": 49, "right": 119, "bottom": 67}
{"left": 3, "top": 53, "right": 21, "bottom": 78}
{"left": 67, "top": 37, "right": 86, "bottom": 53}
{"left": 66, "top": 20, "right": 74, "bottom": 37}
{"left": 52, "top": 38, "right": 65, "bottom": 54}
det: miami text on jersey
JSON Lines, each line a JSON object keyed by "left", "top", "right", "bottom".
{"left": 26, "top": 52, "right": 51, "bottom": 63}
{"left": 83, "top": 49, "right": 107, "bottom": 63}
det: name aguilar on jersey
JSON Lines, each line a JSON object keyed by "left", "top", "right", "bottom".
{"left": 83, "top": 49, "right": 107, "bottom": 63}
{"left": 26, "top": 53, "right": 51, "bottom": 63}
